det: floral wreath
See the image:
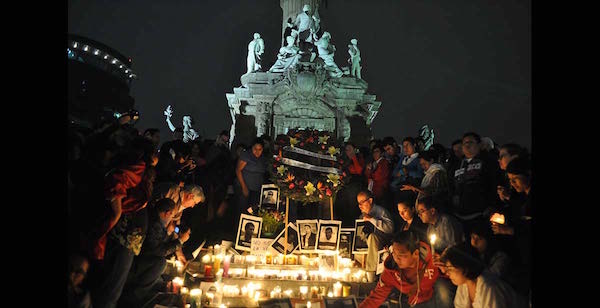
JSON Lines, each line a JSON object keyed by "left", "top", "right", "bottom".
{"left": 270, "top": 129, "right": 345, "bottom": 204}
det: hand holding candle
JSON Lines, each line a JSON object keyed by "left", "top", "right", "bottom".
{"left": 429, "top": 234, "right": 437, "bottom": 255}
{"left": 490, "top": 213, "right": 505, "bottom": 225}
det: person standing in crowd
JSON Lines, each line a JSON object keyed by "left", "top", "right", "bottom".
{"left": 446, "top": 139, "right": 464, "bottom": 188}
{"left": 356, "top": 190, "right": 394, "bottom": 271}
{"left": 450, "top": 132, "right": 500, "bottom": 233}
{"left": 400, "top": 150, "right": 449, "bottom": 209}
{"left": 382, "top": 136, "right": 403, "bottom": 174}
{"left": 365, "top": 143, "right": 391, "bottom": 205}
{"left": 143, "top": 128, "right": 161, "bottom": 151}
{"left": 335, "top": 142, "right": 366, "bottom": 226}
{"left": 391, "top": 137, "right": 424, "bottom": 202}
{"left": 235, "top": 138, "right": 267, "bottom": 214}
{"left": 91, "top": 136, "right": 157, "bottom": 308}
{"left": 440, "top": 243, "right": 527, "bottom": 308}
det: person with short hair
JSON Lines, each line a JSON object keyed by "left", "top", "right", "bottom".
{"left": 357, "top": 190, "right": 394, "bottom": 271}
{"left": 365, "top": 143, "right": 391, "bottom": 204}
{"left": 391, "top": 137, "right": 424, "bottom": 202}
{"left": 360, "top": 231, "right": 454, "bottom": 308}
{"left": 235, "top": 138, "right": 267, "bottom": 214}
{"left": 400, "top": 150, "right": 449, "bottom": 208}
{"left": 143, "top": 128, "right": 161, "bottom": 151}
{"left": 416, "top": 195, "right": 464, "bottom": 254}
{"left": 440, "top": 243, "right": 527, "bottom": 308}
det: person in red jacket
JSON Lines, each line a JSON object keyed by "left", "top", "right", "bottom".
{"left": 364, "top": 144, "right": 390, "bottom": 204}
{"left": 360, "top": 230, "right": 455, "bottom": 308}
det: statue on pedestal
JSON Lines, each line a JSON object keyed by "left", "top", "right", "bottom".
{"left": 269, "top": 36, "right": 301, "bottom": 73}
{"left": 164, "top": 105, "right": 199, "bottom": 143}
{"left": 295, "top": 4, "right": 319, "bottom": 59}
{"left": 246, "top": 33, "right": 265, "bottom": 74}
{"left": 348, "top": 38, "right": 362, "bottom": 79}
{"left": 315, "top": 32, "right": 343, "bottom": 78}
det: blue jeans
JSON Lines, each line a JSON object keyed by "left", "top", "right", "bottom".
{"left": 92, "top": 238, "right": 135, "bottom": 308}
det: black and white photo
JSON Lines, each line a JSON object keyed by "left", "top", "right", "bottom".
{"left": 270, "top": 222, "right": 299, "bottom": 255}
{"left": 316, "top": 220, "right": 341, "bottom": 251}
{"left": 339, "top": 228, "right": 355, "bottom": 259}
{"left": 259, "top": 184, "right": 280, "bottom": 211}
{"left": 296, "top": 219, "right": 319, "bottom": 251}
{"left": 235, "top": 213, "right": 263, "bottom": 251}
{"left": 353, "top": 219, "right": 370, "bottom": 254}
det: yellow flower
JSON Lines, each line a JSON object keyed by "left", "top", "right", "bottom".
{"left": 318, "top": 135, "right": 330, "bottom": 145}
{"left": 304, "top": 181, "right": 316, "bottom": 196}
{"left": 277, "top": 165, "right": 288, "bottom": 176}
{"left": 289, "top": 137, "right": 299, "bottom": 148}
{"left": 327, "top": 146, "right": 340, "bottom": 157}
{"left": 327, "top": 174, "right": 340, "bottom": 187}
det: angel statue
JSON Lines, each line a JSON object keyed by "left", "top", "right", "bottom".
{"left": 164, "top": 105, "right": 199, "bottom": 143}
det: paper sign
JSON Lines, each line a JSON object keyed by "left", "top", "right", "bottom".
{"left": 250, "top": 238, "right": 273, "bottom": 257}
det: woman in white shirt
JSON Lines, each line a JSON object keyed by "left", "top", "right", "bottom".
{"left": 439, "top": 243, "right": 527, "bottom": 308}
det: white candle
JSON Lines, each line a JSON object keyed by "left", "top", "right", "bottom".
{"left": 333, "top": 282, "right": 342, "bottom": 297}
{"left": 430, "top": 234, "right": 437, "bottom": 255}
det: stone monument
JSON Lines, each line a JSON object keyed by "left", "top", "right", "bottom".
{"left": 226, "top": 0, "right": 382, "bottom": 148}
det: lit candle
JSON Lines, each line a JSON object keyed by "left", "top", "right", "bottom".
{"left": 333, "top": 282, "right": 342, "bottom": 297}
{"left": 342, "top": 285, "right": 351, "bottom": 297}
{"left": 430, "top": 234, "right": 437, "bottom": 255}
{"left": 172, "top": 277, "right": 184, "bottom": 294}
{"left": 284, "top": 289, "right": 293, "bottom": 298}
{"left": 223, "top": 255, "right": 231, "bottom": 278}
{"left": 327, "top": 291, "right": 333, "bottom": 297}
{"left": 307, "top": 301, "right": 312, "bottom": 308}
{"left": 202, "top": 254, "right": 211, "bottom": 264}
{"left": 300, "top": 286, "right": 308, "bottom": 298}
{"left": 490, "top": 213, "right": 505, "bottom": 225}
{"left": 190, "top": 288, "right": 202, "bottom": 307}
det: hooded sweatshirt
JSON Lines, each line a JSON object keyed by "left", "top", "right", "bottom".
{"left": 360, "top": 241, "right": 439, "bottom": 307}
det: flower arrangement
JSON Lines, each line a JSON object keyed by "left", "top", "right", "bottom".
{"left": 259, "top": 208, "right": 285, "bottom": 237}
{"left": 270, "top": 129, "right": 344, "bottom": 204}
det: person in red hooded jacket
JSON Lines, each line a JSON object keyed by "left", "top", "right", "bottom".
{"left": 360, "top": 230, "right": 455, "bottom": 308}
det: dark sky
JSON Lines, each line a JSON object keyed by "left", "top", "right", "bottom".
{"left": 68, "top": 0, "right": 531, "bottom": 149}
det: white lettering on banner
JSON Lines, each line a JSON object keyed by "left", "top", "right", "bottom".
{"left": 280, "top": 157, "right": 343, "bottom": 175}
{"left": 283, "top": 146, "right": 337, "bottom": 161}
{"left": 467, "top": 163, "right": 482, "bottom": 171}
{"left": 424, "top": 269, "right": 434, "bottom": 279}
{"left": 454, "top": 168, "right": 465, "bottom": 177}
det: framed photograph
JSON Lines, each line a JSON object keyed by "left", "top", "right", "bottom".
{"left": 297, "top": 219, "right": 319, "bottom": 252}
{"left": 376, "top": 249, "right": 389, "bottom": 275}
{"left": 235, "top": 213, "right": 263, "bottom": 251}
{"left": 339, "top": 228, "right": 355, "bottom": 259}
{"left": 270, "top": 222, "right": 300, "bottom": 255}
{"left": 316, "top": 220, "right": 341, "bottom": 251}
{"left": 260, "top": 184, "right": 280, "bottom": 211}
{"left": 352, "top": 219, "right": 370, "bottom": 254}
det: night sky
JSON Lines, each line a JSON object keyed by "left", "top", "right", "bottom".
{"left": 68, "top": 0, "right": 531, "bottom": 149}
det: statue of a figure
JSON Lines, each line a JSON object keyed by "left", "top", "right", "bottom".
{"left": 419, "top": 125, "right": 435, "bottom": 151}
{"left": 164, "top": 105, "right": 199, "bottom": 143}
{"left": 315, "top": 32, "right": 343, "bottom": 78}
{"left": 246, "top": 33, "right": 265, "bottom": 74}
{"left": 269, "top": 36, "right": 301, "bottom": 73}
{"left": 294, "top": 4, "right": 318, "bottom": 56}
{"left": 348, "top": 38, "right": 362, "bottom": 79}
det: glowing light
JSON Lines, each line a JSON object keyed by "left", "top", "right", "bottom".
{"left": 430, "top": 234, "right": 437, "bottom": 245}
{"left": 104, "top": 55, "right": 109, "bottom": 59}
{"left": 73, "top": 42, "right": 78, "bottom": 48}
{"left": 83, "top": 45, "right": 89, "bottom": 51}
{"left": 111, "top": 59, "right": 117, "bottom": 64}
{"left": 119, "top": 65, "right": 124, "bottom": 69}
{"left": 94, "top": 49, "right": 100, "bottom": 55}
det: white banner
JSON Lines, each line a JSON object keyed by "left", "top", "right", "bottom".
{"left": 280, "top": 157, "right": 342, "bottom": 175}
{"left": 283, "top": 146, "right": 338, "bottom": 161}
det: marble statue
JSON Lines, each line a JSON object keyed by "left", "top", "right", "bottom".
{"left": 419, "top": 124, "right": 435, "bottom": 151}
{"left": 315, "top": 32, "right": 343, "bottom": 78}
{"left": 348, "top": 38, "right": 361, "bottom": 79}
{"left": 164, "top": 105, "right": 199, "bottom": 143}
{"left": 269, "top": 36, "right": 301, "bottom": 73}
{"left": 295, "top": 4, "right": 316, "bottom": 43}
{"left": 246, "top": 33, "right": 265, "bottom": 74}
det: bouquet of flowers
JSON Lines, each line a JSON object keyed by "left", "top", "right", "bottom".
{"left": 259, "top": 209, "right": 285, "bottom": 237}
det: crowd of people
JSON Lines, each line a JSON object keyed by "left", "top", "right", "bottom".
{"left": 68, "top": 114, "right": 532, "bottom": 308}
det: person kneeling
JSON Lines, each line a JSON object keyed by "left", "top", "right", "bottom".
{"left": 360, "top": 230, "right": 454, "bottom": 308}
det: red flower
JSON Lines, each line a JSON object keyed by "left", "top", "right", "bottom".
{"left": 339, "top": 159, "right": 344, "bottom": 164}
{"left": 321, "top": 145, "right": 326, "bottom": 150}
{"left": 300, "top": 142, "right": 304, "bottom": 147}
{"left": 289, "top": 183, "right": 295, "bottom": 189}
{"left": 298, "top": 180, "right": 305, "bottom": 186}
{"left": 275, "top": 156, "right": 281, "bottom": 161}
{"left": 306, "top": 137, "right": 314, "bottom": 143}
{"left": 326, "top": 188, "right": 332, "bottom": 196}
{"left": 319, "top": 194, "right": 323, "bottom": 199}
{"left": 273, "top": 164, "right": 277, "bottom": 168}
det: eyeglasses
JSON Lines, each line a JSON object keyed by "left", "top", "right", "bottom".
{"left": 358, "top": 198, "right": 370, "bottom": 205}
{"left": 417, "top": 209, "right": 429, "bottom": 216}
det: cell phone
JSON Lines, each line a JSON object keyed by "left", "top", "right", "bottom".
{"left": 174, "top": 226, "right": 180, "bottom": 234}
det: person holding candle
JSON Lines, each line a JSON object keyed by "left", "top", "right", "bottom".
{"left": 416, "top": 195, "right": 464, "bottom": 257}
{"left": 360, "top": 231, "right": 454, "bottom": 308}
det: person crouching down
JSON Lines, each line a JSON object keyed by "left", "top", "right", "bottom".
{"left": 359, "top": 231, "right": 455, "bottom": 308}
